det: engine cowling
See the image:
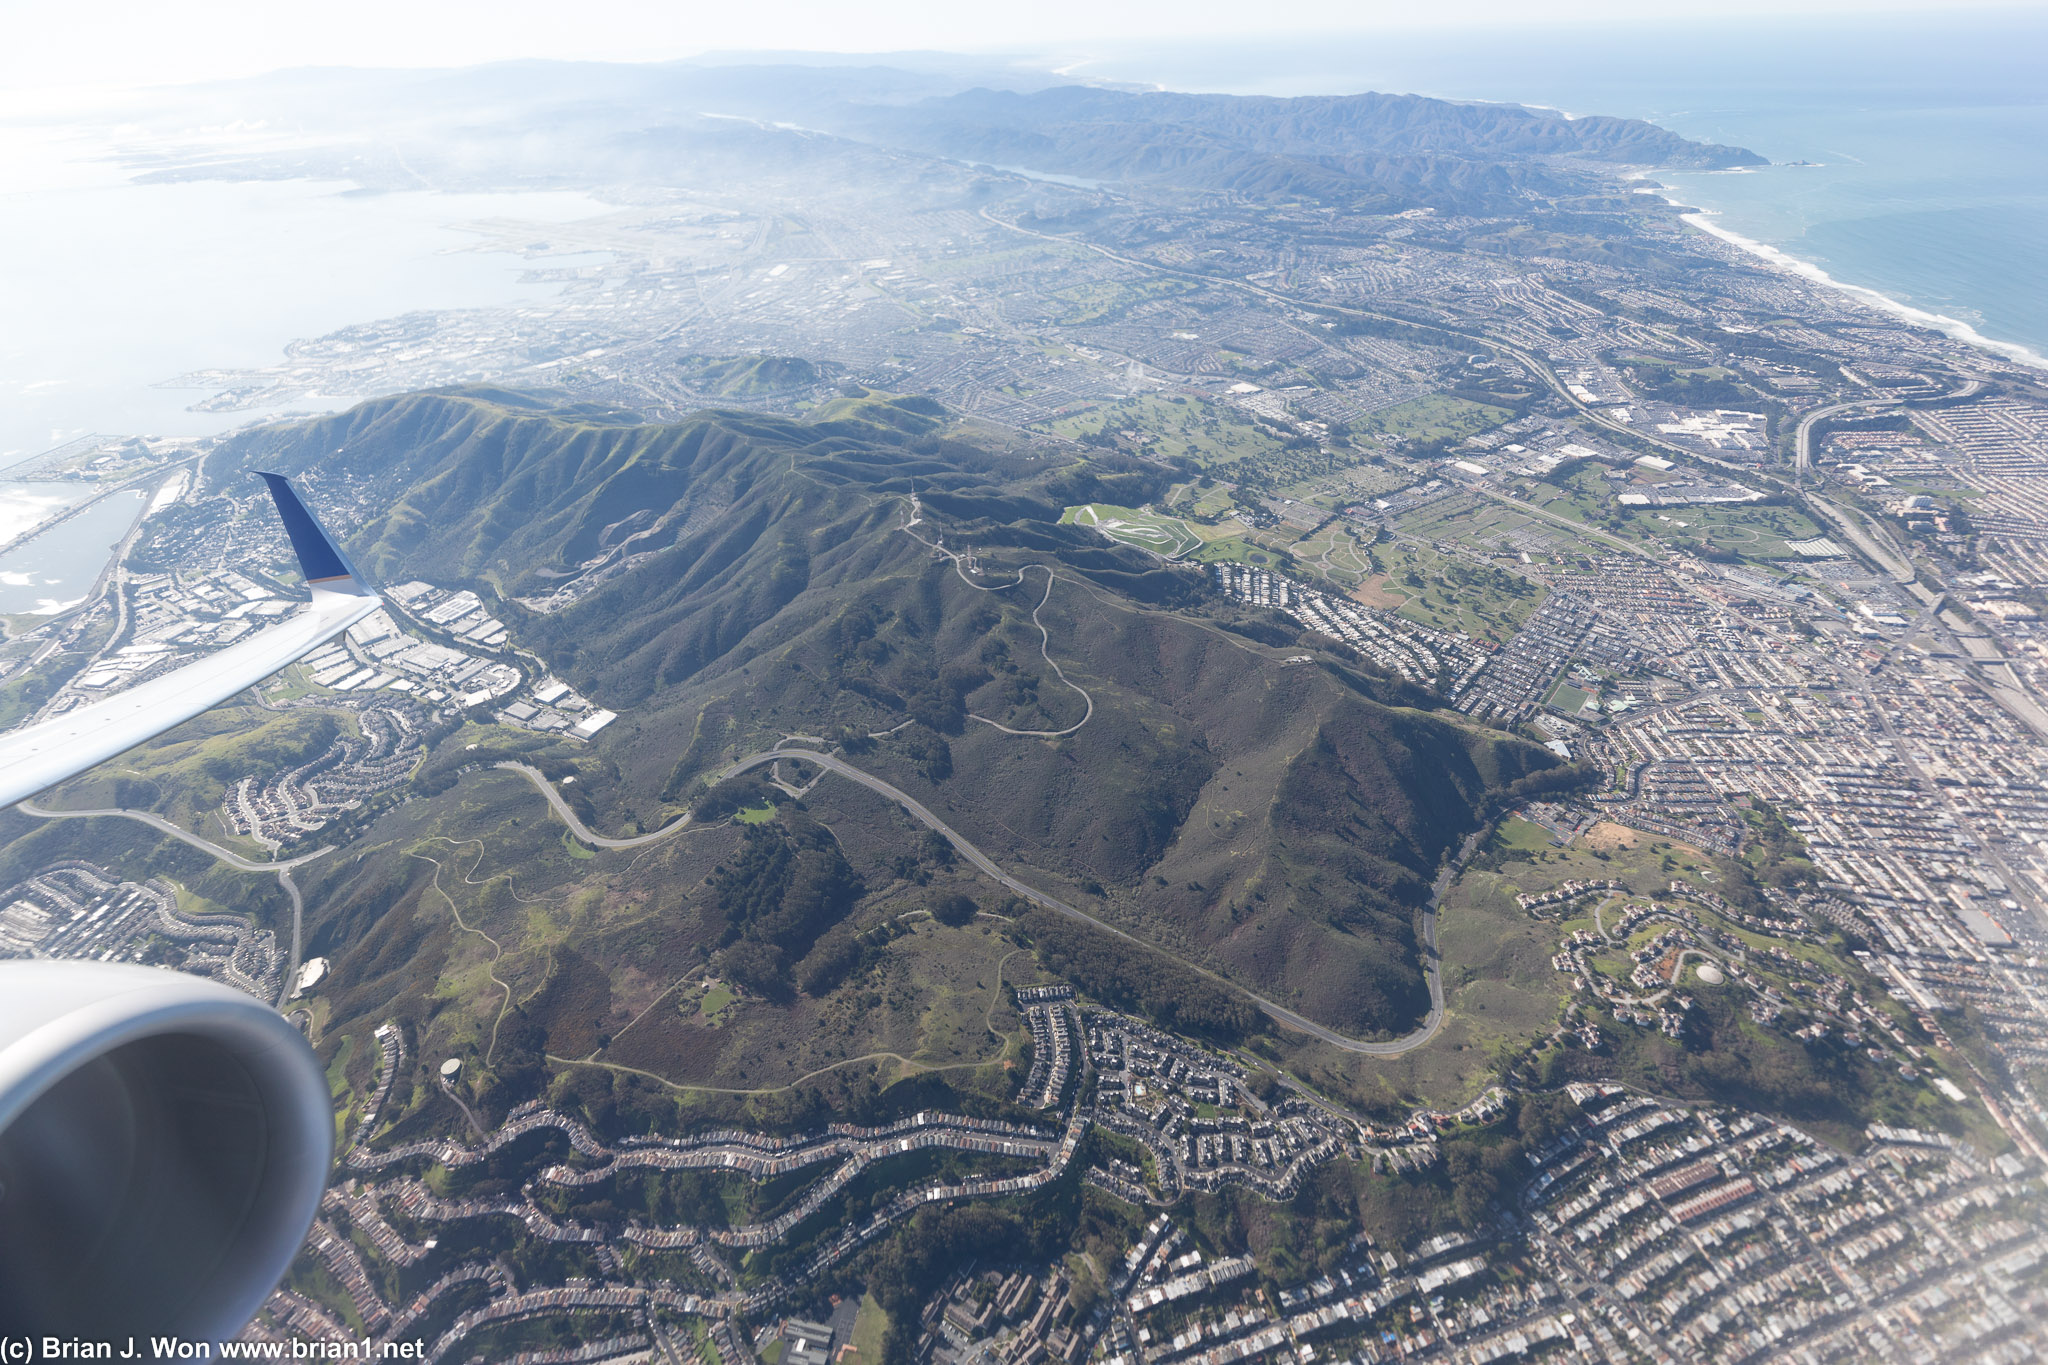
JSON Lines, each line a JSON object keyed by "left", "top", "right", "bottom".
{"left": 0, "top": 961, "right": 333, "bottom": 1345}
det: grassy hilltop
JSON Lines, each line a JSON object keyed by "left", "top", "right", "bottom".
{"left": 204, "top": 387, "right": 1565, "bottom": 1105}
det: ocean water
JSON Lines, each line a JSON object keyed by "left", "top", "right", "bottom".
{"left": 1075, "top": 9, "right": 2048, "bottom": 366}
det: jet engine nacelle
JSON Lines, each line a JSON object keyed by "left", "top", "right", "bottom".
{"left": 0, "top": 961, "right": 332, "bottom": 1345}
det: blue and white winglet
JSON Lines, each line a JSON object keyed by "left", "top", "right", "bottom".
{"left": 0, "top": 473, "right": 383, "bottom": 808}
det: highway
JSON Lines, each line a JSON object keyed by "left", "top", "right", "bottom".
{"left": 509, "top": 744, "right": 1451, "bottom": 1056}
{"left": 1790, "top": 380, "right": 1984, "bottom": 584}
{"left": 1802, "top": 493, "right": 1917, "bottom": 584}
{"left": 1795, "top": 394, "right": 1902, "bottom": 475}
{"left": 982, "top": 207, "right": 1744, "bottom": 474}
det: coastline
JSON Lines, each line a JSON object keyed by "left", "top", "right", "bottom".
{"left": 1641, "top": 181, "right": 2048, "bottom": 375}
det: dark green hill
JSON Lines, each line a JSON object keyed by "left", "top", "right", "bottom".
{"left": 222, "top": 389, "right": 1561, "bottom": 1038}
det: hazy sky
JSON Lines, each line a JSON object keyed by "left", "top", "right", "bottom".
{"left": 3, "top": 0, "right": 2039, "bottom": 96}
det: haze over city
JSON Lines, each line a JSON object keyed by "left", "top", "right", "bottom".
{"left": 5, "top": 0, "right": 2039, "bottom": 93}
{"left": 2, "top": 4, "right": 2047, "bottom": 1362}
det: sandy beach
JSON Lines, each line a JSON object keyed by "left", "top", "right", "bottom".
{"left": 1641, "top": 181, "right": 2048, "bottom": 376}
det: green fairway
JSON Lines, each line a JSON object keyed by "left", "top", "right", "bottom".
{"left": 1188, "top": 536, "right": 1281, "bottom": 568}
{"left": 1351, "top": 393, "right": 1512, "bottom": 442}
{"left": 1040, "top": 394, "right": 1290, "bottom": 469}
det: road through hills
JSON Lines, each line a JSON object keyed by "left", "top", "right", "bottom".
{"left": 12, "top": 703, "right": 1463, "bottom": 1053}
{"left": 503, "top": 745, "right": 1450, "bottom": 1056}
{"left": 18, "top": 799, "right": 330, "bottom": 1007}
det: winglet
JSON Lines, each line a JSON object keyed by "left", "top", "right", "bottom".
{"left": 254, "top": 472, "right": 374, "bottom": 598}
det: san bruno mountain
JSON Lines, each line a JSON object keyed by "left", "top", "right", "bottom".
{"left": 222, "top": 388, "right": 1568, "bottom": 1054}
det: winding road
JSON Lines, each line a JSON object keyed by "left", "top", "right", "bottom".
{"left": 18, "top": 799, "right": 330, "bottom": 1008}
{"left": 25, "top": 519, "right": 1448, "bottom": 1059}
{"left": 18, "top": 799, "right": 328, "bottom": 871}
{"left": 503, "top": 743, "right": 1451, "bottom": 1056}
{"left": 966, "top": 565, "right": 1094, "bottom": 738}
{"left": 493, "top": 763, "right": 696, "bottom": 848}
{"left": 894, "top": 514, "right": 1097, "bottom": 739}
{"left": 411, "top": 845, "right": 517, "bottom": 1064}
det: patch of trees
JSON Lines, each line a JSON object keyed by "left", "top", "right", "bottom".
{"left": 886, "top": 830, "right": 958, "bottom": 888}
{"left": 823, "top": 603, "right": 925, "bottom": 715}
{"left": 475, "top": 1016, "right": 551, "bottom": 1122}
{"left": 904, "top": 660, "right": 989, "bottom": 734}
{"left": 1534, "top": 985, "right": 1942, "bottom": 1143}
{"left": 440, "top": 1130, "right": 579, "bottom": 1208}
{"left": 1670, "top": 326, "right": 1814, "bottom": 376}
{"left": 1740, "top": 798, "right": 1818, "bottom": 893}
{"left": 929, "top": 891, "right": 978, "bottom": 926}
{"left": 896, "top": 724, "right": 953, "bottom": 782}
{"left": 1497, "top": 760, "right": 1599, "bottom": 806}
{"left": 708, "top": 813, "right": 865, "bottom": 995}
{"left": 1185, "top": 1091, "right": 1577, "bottom": 1281}
{"left": 1441, "top": 559, "right": 1536, "bottom": 600}
{"left": 793, "top": 925, "right": 868, "bottom": 996}
{"left": 564, "top": 1164, "right": 738, "bottom": 1232}
{"left": 1685, "top": 537, "right": 1742, "bottom": 564}
{"left": 829, "top": 723, "right": 877, "bottom": 754}
{"left": 690, "top": 771, "right": 780, "bottom": 822}
{"left": 1021, "top": 908, "right": 1260, "bottom": 1043}
{"left": 1627, "top": 363, "right": 1756, "bottom": 409}
{"left": 868, "top": 1172, "right": 1104, "bottom": 1365}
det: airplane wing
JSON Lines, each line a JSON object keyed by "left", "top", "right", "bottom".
{"left": 0, "top": 472, "right": 381, "bottom": 809}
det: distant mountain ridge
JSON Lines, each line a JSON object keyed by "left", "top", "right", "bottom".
{"left": 134, "top": 59, "right": 1762, "bottom": 215}
{"left": 854, "top": 84, "right": 1762, "bottom": 187}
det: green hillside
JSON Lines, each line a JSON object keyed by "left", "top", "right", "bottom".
{"left": 212, "top": 388, "right": 1563, "bottom": 1087}
{"left": 676, "top": 353, "right": 838, "bottom": 396}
